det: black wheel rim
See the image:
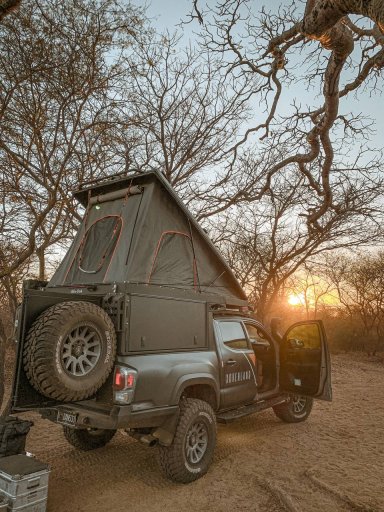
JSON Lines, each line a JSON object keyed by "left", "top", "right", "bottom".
{"left": 61, "top": 324, "right": 101, "bottom": 377}
{"left": 292, "top": 395, "right": 307, "bottom": 414}
{"left": 185, "top": 421, "right": 208, "bottom": 464}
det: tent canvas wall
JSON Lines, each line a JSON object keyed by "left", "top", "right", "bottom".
{"left": 48, "top": 171, "right": 247, "bottom": 304}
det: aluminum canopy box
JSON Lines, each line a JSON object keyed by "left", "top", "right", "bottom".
{"left": 0, "top": 455, "right": 50, "bottom": 511}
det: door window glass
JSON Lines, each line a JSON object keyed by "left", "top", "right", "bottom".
{"left": 286, "top": 323, "right": 321, "bottom": 349}
{"left": 244, "top": 324, "right": 271, "bottom": 345}
{"left": 218, "top": 321, "right": 248, "bottom": 350}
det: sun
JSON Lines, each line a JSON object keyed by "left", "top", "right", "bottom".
{"left": 288, "top": 292, "right": 305, "bottom": 306}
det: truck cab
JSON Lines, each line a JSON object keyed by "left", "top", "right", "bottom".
{"left": 213, "top": 314, "right": 331, "bottom": 411}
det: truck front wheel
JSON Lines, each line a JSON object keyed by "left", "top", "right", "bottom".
{"left": 63, "top": 426, "right": 116, "bottom": 451}
{"left": 158, "top": 398, "right": 217, "bottom": 483}
{"left": 273, "top": 395, "right": 313, "bottom": 423}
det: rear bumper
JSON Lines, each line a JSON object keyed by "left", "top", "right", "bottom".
{"left": 39, "top": 402, "right": 179, "bottom": 430}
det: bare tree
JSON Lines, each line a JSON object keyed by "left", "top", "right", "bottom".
{"left": 189, "top": 0, "right": 384, "bottom": 228}
{"left": 324, "top": 251, "right": 384, "bottom": 354}
{"left": 285, "top": 263, "right": 335, "bottom": 320}
{"left": 0, "top": 252, "right": 29, "bottom": 345}
{"left": 0, "top": 0, "right": 147, "bottom": 412}
{"left": 0, "top": 2, "right": 264, "bottom": 281}
{"left": 0, "top": 0, "right": 146, "bottom": 281}
{"left": 117, "top": 30, "right": 258, "bottom": 203}
{"left": 0, "top": 244, "right": 34, "bottom": 412}
{"left": 208, "top": 163, "right": 384, "bottom": 320}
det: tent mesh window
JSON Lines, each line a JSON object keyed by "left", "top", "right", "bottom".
{"left": 148, "top": 231, "right": 197, "bottom": 287}
{"left": 78, "top": 216, "right": 122, "bottom": 274}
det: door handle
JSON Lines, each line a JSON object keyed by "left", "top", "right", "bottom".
{"left": 226, "top": 359, "right": 237, "bottom": 366}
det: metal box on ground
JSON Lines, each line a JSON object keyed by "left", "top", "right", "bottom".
{"left": 0, "top": 495, "right": 8, "bottom": 510}
{"left": 0, "top": 455, "right": 50, "bottom": 511}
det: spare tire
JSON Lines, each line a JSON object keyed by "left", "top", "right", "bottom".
{"left": 23, "top": 301, "right": 116, "bottom": 402}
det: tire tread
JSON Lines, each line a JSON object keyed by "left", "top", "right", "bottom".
{"left": 273, "top": 396, "right": 313, "bottom": 423}
{"left": 23, "top": 301, "right": 116, "bottom": 402}
{"left": 63, "top": 426, "right": 116, "bottom": 451}
{"left": 158, "top": 398, "right": 216, "bottom": 483}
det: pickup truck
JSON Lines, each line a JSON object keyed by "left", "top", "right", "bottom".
{"left": 11, "top": 170, "right": 332, "bottom": 483}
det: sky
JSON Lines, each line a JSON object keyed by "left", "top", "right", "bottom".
{"left": 141, "top": 0, "right": 383, "bottom": 151}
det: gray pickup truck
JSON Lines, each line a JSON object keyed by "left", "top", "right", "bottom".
{"left": 11, "top": 170, "right": 332, "bottom": 483}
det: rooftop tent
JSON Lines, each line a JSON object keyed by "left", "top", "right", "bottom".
{"left": 48, "top": 171, "right": 247, "bottom": 303}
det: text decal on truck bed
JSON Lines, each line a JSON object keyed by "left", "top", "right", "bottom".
{"left": 225, "top": 371, "right": 251, "bottom": 384}
{"left": 104, "top": 330, "right": 112, "bottom": 364}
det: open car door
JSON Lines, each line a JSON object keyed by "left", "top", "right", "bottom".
{"left": 279, "top": 320, "right": 332, "bottom": 401}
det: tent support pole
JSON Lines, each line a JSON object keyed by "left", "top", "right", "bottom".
{"left": 187, "top": 218, "right": 201, "bottom": 293}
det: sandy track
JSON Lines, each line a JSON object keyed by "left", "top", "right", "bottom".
{"left": 19, "top": 354, "right": 384, "bottom": 512}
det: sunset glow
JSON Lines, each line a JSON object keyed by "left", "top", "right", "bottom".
{"left": 288, "top": 292, "right": 305, "bottom": 306}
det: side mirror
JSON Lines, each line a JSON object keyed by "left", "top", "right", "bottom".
{"left": 288, "top": 337, "right": 305, "bottom": 348}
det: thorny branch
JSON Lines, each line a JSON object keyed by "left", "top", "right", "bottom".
{"left": 190, "top": 0, "right": 384, "bottom": 230}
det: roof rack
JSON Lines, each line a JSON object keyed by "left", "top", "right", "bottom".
{"left": 78, "top": 169, "right": 144, "bottom": 191}
{"left": 210, "top": 303, "right": 252, "bottom": 315}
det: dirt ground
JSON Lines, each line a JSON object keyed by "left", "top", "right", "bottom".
{"left": 9, "top": 354, "right": 384, "bottom": 512}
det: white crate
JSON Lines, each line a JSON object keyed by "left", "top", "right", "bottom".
{"left": 5, "top": 487, "right": 48, "bottom": 510}
{"left": 11, "top": 497, "right": 47, "bottom": 512}
{"left": 0, "top": 495, "right": 7, "bottom": 511}
{"left": 0, "top": 455, "right": 50, "bottom": 512}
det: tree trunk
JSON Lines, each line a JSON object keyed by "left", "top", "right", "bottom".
{"left": 0, "top": 341, "right": 4, "bottom": 414}
{"left": 0, "top": 313, "right": 7, "bottom": 411}
{"left": 303, "top": 0, "right": 384, "bottom": 36}
{"left": 37, "top": 249, "right": 45, "bottom": 281}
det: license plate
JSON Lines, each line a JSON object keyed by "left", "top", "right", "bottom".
{"left": 57, "top": 410, "right": 78, "bottom": 427}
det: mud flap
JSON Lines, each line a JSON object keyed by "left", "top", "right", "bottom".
{"left": 152, "top": 407, "right": 180, "bottom": 446}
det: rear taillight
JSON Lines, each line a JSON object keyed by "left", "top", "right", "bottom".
{"left": 113, "top": 366, "right": 137, "bottom": 404}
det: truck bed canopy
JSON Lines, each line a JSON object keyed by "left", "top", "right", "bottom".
{"left": 48, "top": 171, "right": 247, "bottom": 302}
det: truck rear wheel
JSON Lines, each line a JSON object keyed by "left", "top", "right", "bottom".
{"left": 158, "top": 398, "right": 217, "bottom": 483}
{"left": 63, "top": 426, "right": 116, "bottom": 450}
{"left": 23, "top": 301, "right": 116, "bottom": 402}
{"left": 273, "top": 395, "right": 313, "bottom": 423}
